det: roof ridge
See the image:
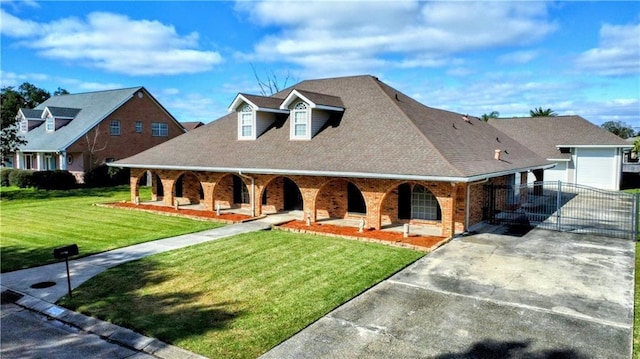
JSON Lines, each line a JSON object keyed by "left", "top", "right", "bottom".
{"left": 57, "top": 86, "right": 142, "bottom": 96}
{"left": 370, "top": 77, "right": 466, "bottom": 177}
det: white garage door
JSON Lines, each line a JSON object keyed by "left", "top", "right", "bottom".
{"left": 575, "top": 148, "right": 617, "bottom": 190}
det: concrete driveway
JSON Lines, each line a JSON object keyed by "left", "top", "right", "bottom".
{"left": 261, "top": 228, "right": 635, "bottom": 358}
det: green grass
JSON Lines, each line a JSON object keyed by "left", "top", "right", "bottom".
{"left": 0, "top": 186, "right": 223, "bottom": 272}
{"left": 58, "top": 231, "right": 424, "bottom": 359}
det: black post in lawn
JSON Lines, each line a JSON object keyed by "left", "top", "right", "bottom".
{"left": 53, "top": 244, "right": 79, "bottom": 298}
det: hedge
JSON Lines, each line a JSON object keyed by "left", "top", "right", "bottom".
{"left": 31, "top": 170, "right": 77, "bottom": 190}
{"left": 83, "top": 165, "right": 130, "bottom": 188}
{"left": 8, "top": 169, "right": 34, "bottom": 188}
{"left": 4, "top": 169, "right": 77, "bottom": 190}
{"left": 1, "top": 168, "right": 14, "bottom": 187}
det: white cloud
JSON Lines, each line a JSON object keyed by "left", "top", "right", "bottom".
{"left": 498, "top": 50, "right": 541, "bottom": 64}
{"left": 237, "top": 1, "right": 557, "bottom": 73}
{"left": 154, "top": 89, "right": 226, "bottom": 123}
{"left": 575, "top": 23, "right": 640, "bottom": 76}
{"left": 1, "top": 9, "right": 223, "bottom": 76}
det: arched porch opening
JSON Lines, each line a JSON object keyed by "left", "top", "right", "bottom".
{"left": 133, "top": 171, "right": 163, "bottom": 203}
{"left": 261, "top": 176, "right": 303, "bottom": 214}
{"left": 381, "top": 182, "right": 442, "bottom": 231}
{"left": 173, "top": 172, "right": 204, "bottom": 205}
{"left": 315, "top": 179, "right": 366, "bottom": 221}
{"left": 212, "top": 174, "right": 250, "bottom": 211}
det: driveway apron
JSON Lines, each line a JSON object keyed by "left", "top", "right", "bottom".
{"left": 261, "top": 228, "right": 635, "bottom": 358}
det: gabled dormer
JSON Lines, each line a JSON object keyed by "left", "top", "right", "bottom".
{"left": 17, "top": 108, "right": 44, "bottom": 132}
{"left": 228, "top": 93, "right": 288, "bottom": 140}
{"left": 41, "top": 106, "right": 81, "bottom": 132}
{"left": 280, "top": 89, "right": 344, "bottom": 140}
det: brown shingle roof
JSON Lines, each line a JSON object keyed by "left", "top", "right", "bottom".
{"left": 238, "top": 93, "right": 283, "bottom": 110}
{"left": 116, "top": 75, "right": 549, "bottom": 181}
{"left": 181, "top": 121, "right": 204, "bottom": 131}
{"left": 287, "top": 89, "right": 344, "bottom": 109}
{"left": 488, "top": 116, "right": 630, "bottom": 160}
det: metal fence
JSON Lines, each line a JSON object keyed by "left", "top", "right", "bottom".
{"left": 483, "top": 181, "right": 638, "bottom": 240}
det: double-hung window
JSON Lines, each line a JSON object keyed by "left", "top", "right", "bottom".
{"left": 292, "top": 102, "right": 308, "bottom": 139}
{"left": 135, "top": 121, "right": 143, "bottom": 133}
{"left": 239, "top": 104, "right": 253, "bottom": 138}
{"left": 20, "top": 120, "right": 28, "bottom": 132}
{"left": 152, "top": 122, "right": 169, "bottom": 137}
{"left": 110, "top": 120, "right": 121, "bottom": 135}
{"left": 46, "top": 117, "right": 55, "bottom": 132}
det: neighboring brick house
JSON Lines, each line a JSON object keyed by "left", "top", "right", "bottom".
{"left": 12, "top": 87, "right": 185, "bottom": 182}
{"left": 488, "top": 116, "right": 631, "bottom": 191}
{"left": 114, "top": 75, "right": 551, "bottom": 237}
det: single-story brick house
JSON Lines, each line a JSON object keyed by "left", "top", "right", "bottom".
{"left": 12, "top": 87, "right": 185, "bottom": 182}
{"left": 113, "top": 75, "right": 551, "bottom": 237}
{"left": 488, "top": 116, "right": 631, "bottom": 191}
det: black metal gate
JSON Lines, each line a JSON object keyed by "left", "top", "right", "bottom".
{"left": 483, "top": 181, "right": 638, "bottom": 240}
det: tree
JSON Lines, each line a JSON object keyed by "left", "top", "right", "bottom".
{"left": 54, "top": 87, "right": 70, "bottom": 96}
{"left": 529, "top": 107, "right": 557, "bottom": 117}
{"left": 601, "top": 120, "right": 635, "bottom": 139}
{"left": 0, "top": 82, "right": 68, "bottom": 165}
{"left": 480, "top": 111, "right": 500, "bottom": 122}
{"left": 251, "top": 64, "right": 295, "bottom": 96}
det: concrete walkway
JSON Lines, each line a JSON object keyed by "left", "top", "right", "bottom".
{"left": 0, "top": 214, "right": 296, "bottom": 359}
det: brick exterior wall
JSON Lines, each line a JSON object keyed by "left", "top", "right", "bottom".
{"left": 131, "top": 170, "right": 497, "bottom": 238}
{"left": 67, "top": 90, "right": 183, "bottom": 177}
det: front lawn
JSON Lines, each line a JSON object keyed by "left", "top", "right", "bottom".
{"left": 0, "top": 186, "right": 223, "bottom": 272}
{"left": 59, "top": 230, "right": 424, "bottom": 359}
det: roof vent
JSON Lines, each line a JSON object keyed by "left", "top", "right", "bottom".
{"left": 494, "top": 149, "right": 502, "bottom": 161}
{"left": 462, "top": 115, "right": 470, "bottom": 123}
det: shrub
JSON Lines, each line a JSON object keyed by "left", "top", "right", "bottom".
{"left": 1, "top": 168, "right": 15, "bottom": 187}
{"left": 84, "top": 165, "right": 130, "bottom": 188}
{"left": 8, "top": 169, "right": 34, "bottom": 188}
{"left": 31, "top": 170, "right": 76, "bottom": 190}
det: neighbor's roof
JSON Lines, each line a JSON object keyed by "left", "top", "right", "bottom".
{"left": 20, "top": 87, "right": 144, "bottom": 152}
{"left": 488, "top": 116, "right": 631, "bottom": 160}
{"left": 181, "top": 121, "right": 205, "bottom": 131}
{"left": 115, "top": 75, "right": 550, "bottom": 182}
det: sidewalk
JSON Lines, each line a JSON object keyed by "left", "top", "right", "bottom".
{"left": 1, "top": 213, "right": 296, "bottom": 359}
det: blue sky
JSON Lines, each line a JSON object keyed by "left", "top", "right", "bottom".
{"left": 1, "top": 1, "right": 639, "bottom": 129}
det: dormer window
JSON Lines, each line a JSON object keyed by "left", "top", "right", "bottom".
{"left": 19, "top": 119, "right": 28, "bottom": 132}
{"left": 46, "top": 117, "right": 55, "bottom": 132}
{"left": 239, "top": 104, "right": 254, "bottom": 139}
{"left": 292, "top": 102, "right": 309, "bottom": 139}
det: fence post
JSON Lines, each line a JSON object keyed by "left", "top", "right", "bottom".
{"left": 556, "top": 181, "right": 562, "bottom": 232}
{"left": 635, "top": 192, "right": 639, "bottom": 241}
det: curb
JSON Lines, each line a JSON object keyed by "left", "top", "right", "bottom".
{"left": 1, "top": 286, "right": 208, "bottom": 359}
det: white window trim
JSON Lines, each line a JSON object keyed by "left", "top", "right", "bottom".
{"left": 135, "top": 121, "right": 143, "bottom": 133}
{"left": 23, "top": 154, "right": 33, "bottom": 170}
{"left": 152, "top": 122, "right": 169, "bottom": 137}
{"left": 46, "top": 117, "right": 55, "bottom": 132}
{"left": 238, "top": 104, "right": 255, "bottom": 140}
{"left": 290, "top": 101, "right": 310, "bottom": 140}
{"left": 20, "top": 119, "right": 28, "bottom": 132}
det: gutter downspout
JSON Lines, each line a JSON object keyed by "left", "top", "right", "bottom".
{"left": 238, "top": 171, "right": 256, "bottom": 217}
{"left": 465, "top": 178, "right": 490, "bottom": 233}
